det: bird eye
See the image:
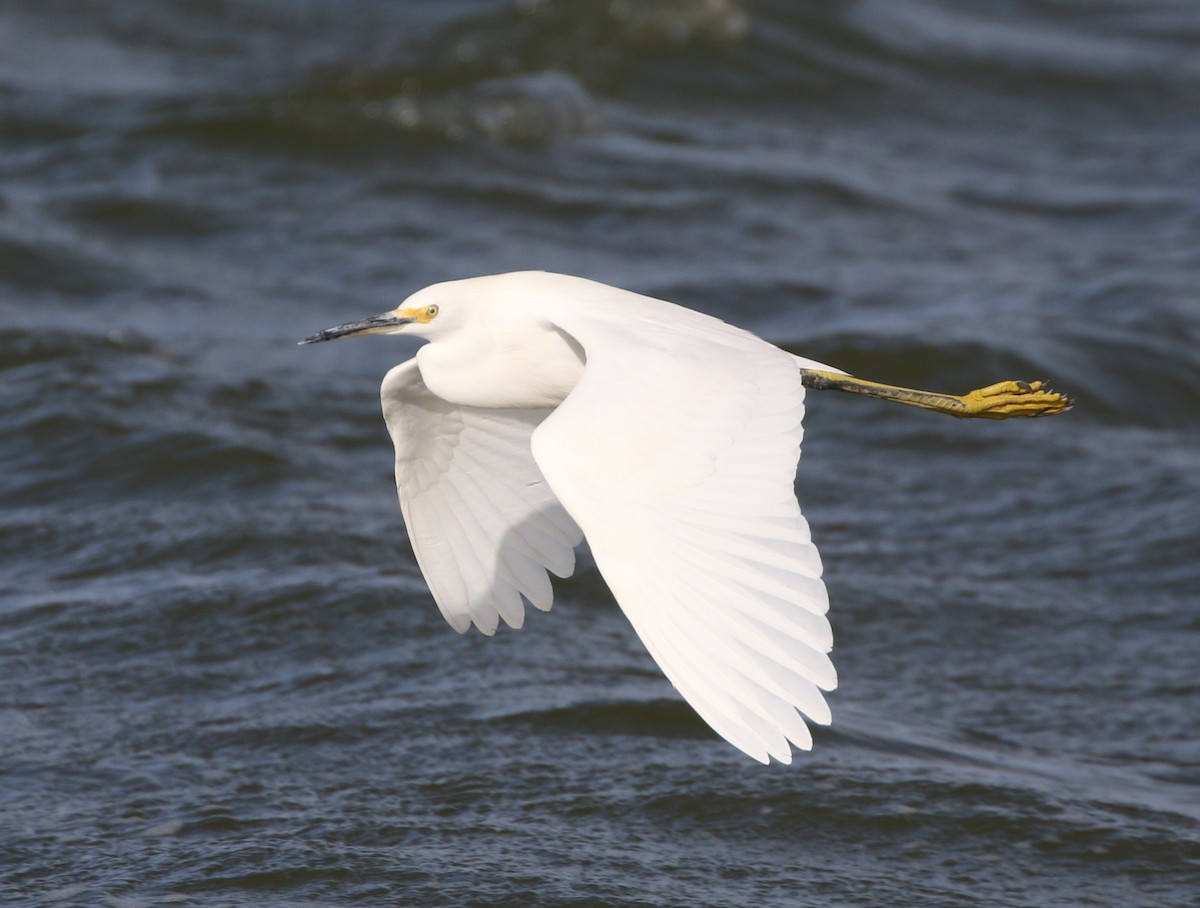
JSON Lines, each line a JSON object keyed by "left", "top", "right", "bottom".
{"left": 425, "top": 305, "right": 439, "bottom": 319}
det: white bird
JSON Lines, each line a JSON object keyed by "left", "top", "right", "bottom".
{"left": 301, "top": 271, "right": 1069, "bottom": 763}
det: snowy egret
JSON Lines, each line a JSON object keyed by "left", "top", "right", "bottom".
{"left": 301, "top": 271, "right": 1069, "bottom": 763}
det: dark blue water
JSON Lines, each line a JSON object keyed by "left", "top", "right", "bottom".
{"left": 2, "top": 1, "right": 1199, "bottom": 905}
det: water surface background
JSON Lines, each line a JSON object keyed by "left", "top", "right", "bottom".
{"left": 2, "top": 1, "right": 1198, "bottom": 905}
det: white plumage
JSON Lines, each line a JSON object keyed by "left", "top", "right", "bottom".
{"left": 304, "top": 271, "right": 840, "bottom": 763}
{"left": 381, "top": 360, "right": 582, "bottom": 635}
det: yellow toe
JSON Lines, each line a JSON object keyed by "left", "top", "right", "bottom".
{"left": 959, "top": 380, "right": 1072, "bottom": 419}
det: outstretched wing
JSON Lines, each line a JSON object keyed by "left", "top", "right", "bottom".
{"left": 530, "top": 302, "right": 834, "bottom": 764}
{"left": 381, "top": 360, "right": 582, "bottom": 635}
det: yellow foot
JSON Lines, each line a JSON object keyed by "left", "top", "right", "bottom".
{"left": 958, "top": 380, "right": 1073, "bottom": 419}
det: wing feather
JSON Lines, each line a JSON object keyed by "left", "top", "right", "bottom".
{"left": 530, "top": 298, "right": 836, "bottom": 763}
{"left": 381, "top": 360, "right": 582, "bottom": 634}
